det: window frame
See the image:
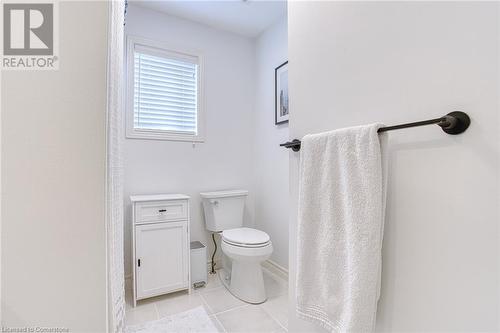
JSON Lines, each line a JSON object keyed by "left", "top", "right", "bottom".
{"left": 126, "top": 36, "right": 205, "bottom": 142}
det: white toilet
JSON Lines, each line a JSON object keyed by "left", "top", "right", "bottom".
{"left": 200, "top": 190, "right": 273, "bottom": 304}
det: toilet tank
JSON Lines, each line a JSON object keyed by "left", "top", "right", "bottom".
{"left": 200, "top": 190, "right": 248, "bottom": 232}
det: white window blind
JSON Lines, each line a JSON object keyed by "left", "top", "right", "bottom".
{"left": 132, "top": 45, "right": 200, "bottom": 137}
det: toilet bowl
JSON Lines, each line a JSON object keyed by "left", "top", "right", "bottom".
{"left": 200, "top": 190, "right": 273, "bottom": 304}
{"left": 220, "top": 227, "right": 273, "bottom": 304}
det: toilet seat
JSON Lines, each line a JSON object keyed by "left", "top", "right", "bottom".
{"left": 222, "top": 227, "right": 270, "bottom": 248}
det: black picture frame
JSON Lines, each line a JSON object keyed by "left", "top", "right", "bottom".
{"left": 275, "top": 61, "right": 289, "bottom": 125}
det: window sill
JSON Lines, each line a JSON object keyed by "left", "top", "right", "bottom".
{"left": 126, "top": 130, "right": 205, "bottom": 143}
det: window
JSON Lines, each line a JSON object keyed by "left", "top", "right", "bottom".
{"left": 126, "top": 37, "right": 204, "bottom": 141}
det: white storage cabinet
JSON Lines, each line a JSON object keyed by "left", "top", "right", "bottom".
{"left": 131, "top": 194, "right": 191, "bottom": 306}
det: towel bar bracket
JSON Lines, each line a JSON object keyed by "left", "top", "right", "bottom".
{"left": 280, "top": 139, "right": 301, "bottom": 152}
{"left": 440, "top": 111, "right": 470, "bottom": 134}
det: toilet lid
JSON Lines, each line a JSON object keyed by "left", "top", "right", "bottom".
{"left": 222, "top": 227, "right": 270, "bottom": 246}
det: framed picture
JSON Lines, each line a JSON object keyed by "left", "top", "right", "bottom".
{"left": 275, "top": 61, "right": 289, "bottom": 125}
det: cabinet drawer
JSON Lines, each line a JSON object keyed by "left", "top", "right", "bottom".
{"left": 135, "top": 200, "right": 187, "bottom": 223}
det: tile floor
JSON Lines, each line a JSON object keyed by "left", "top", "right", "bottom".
{"left": 125, "top": 269, "right": 289, "bottom": 332}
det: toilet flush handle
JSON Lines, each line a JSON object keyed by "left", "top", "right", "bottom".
{"left": 210, "top": 200, "right": 219, "bottom": 206}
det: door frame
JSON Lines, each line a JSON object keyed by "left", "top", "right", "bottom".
{"left": 105, "top": 1, "right": 126, "bottom": 332}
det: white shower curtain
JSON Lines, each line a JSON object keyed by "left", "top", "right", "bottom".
{"left": 106, "top": 1, "right": 126, "bottom": 332}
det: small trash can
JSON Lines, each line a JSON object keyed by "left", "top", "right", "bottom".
{"left": 190, "top": 241, "right": 207, "bottom": 289}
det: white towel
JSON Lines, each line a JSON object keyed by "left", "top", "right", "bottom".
{"left": 296, "top": 124, "right": 388, "bottom": 332}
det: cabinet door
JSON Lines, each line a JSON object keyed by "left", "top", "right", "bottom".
{"left": 135, "top": 222, "right": 188, "bottom": 299}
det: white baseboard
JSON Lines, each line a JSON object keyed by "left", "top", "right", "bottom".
{"left": 125, "top": 259, "right": 286, "bottom": 283}
{"left": 262, "top": 259, "right": 288, "bottom": 281}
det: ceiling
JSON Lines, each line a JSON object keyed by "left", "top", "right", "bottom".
{"left": 129, "top": 0, "right": 287, "bottom": 38}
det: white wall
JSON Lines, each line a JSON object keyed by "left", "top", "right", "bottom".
{"left": 124, "top": 5, "right": 256, "bottom": 277}
{"left": 253, "top": 17, "right": 289, "bottom": 269}
{"left": 1, "top": 1, "right": 109, "bottom": 330}
{"left": 288, "top": 2, "right": 499, "bottom": 332}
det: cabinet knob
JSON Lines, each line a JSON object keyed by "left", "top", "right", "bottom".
{"left": 158, "top": 209, "right": 167, "bottom": 213}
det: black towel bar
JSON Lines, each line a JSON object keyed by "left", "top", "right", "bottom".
{"left": 280, "top": 111, "right": 470, "bottom": 152}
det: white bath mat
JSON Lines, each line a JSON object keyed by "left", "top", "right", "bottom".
{"left": 125, "top": 306, "right": 219, "bottom": 333}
